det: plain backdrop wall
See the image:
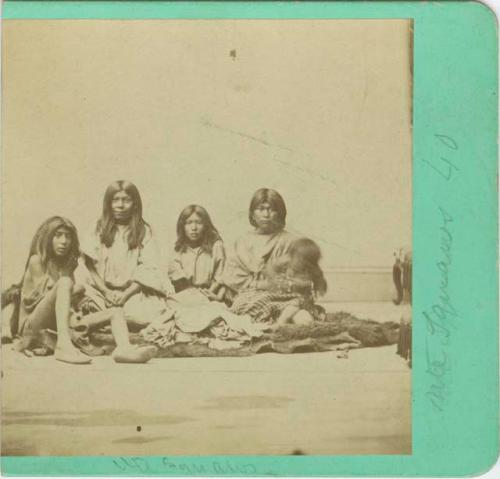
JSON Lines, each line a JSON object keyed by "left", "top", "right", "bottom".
{"left": 2, "top": 19, "right": 412, "bottom": 288}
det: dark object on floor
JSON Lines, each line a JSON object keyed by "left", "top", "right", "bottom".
{"left": 1, "top": 283, "right": 21, "bottom": 337}
{"left": 72, "top": 333, "right": 106, "bottom": 357}
{"left": 393, "top": 259, "right": 403, "bottom": 305}
{"left": 393, "top": 250, "right": 412, "bottom": 305}
{"left": 402, "top": 252, "right": 412, "bottom": 304}
{"left": 397, "top": 315, "right": 412, "bottom": 368}
{"left": 31, "top": 347, "right": 53, "bottom": 357}
{"left": 89, "top": 311, "right": 400, "bottom": 358}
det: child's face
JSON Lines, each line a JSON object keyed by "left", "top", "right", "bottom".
{"left": 111, "top": 190, "right": 134, "bottom": 222}
{"left": 52, "top": 227, "right": 72, "bottom": 258}
{"left": 184, "top": 213, "right": 205, "bottom": 244}
{"left": 253, "top": 202, "right": 279, "bottom": 233}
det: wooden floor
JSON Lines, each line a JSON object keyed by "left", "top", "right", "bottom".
{"left": 1, "top": 340, "right": 411, "bottom": 456}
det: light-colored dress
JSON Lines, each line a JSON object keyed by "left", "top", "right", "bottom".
{"left": 223, "top": 229, "right": 296, "bottom": 292}
{"left": 78, "top": 223, "right": 168, "bottom": 327}
{"left": 168, "top": 240, "right": 225, "bottom": 290}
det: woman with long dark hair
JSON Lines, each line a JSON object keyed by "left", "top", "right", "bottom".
{"left": 79, "top": 180, "right": 167, "bottom": 328}
{"left": 223, "top": 188, "right": 295, "bottom": 293}
{"left": 168, "top": 204, "right": 226, "bottom": 300}
{"left": 224, "top": 188, "right": 326, "bottom": 325}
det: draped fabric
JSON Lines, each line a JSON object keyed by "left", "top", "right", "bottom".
{"left": 223, "top": 230, "right": 295, "bottom": 292}
{"left": 78, "top": 223, "right": 167, "bottom": 326}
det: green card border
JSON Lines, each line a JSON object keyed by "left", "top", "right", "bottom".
{"left": 1, "top": 1, "right": 498, "bottom": 476}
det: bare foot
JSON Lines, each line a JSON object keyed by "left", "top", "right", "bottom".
{"left": 112, "top": 345, "right": 157, "bottom": 364}
{"left": 32, "top": 347, "right": 52, "bottom": 357}
{"left": 292, "top": 310, "right": 314, "bottom": 326}
{"left": 55, "top": 347, "right": 92, "bottom": 365}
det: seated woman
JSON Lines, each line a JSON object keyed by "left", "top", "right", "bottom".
{"left": 223, "top": 188, "right": 325, "bottom": 325}
{"left": 78, "top": 180, "right": 167, "bottom": 329}
{"left": 168, "top": 205, "right": 226, "bottom": 302}
{"left": 17, "top": 216, "right": 155, "bottom": 364}
{"left": 231, "top": 237, "right": 327, "bottom": 326}
{"left": 223, "top": 188, "right": 295, "bottom": 293}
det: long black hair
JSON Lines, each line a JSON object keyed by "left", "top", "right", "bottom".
{"left": 97, "top": 180, "right": 147, "bottom": 250}
{"left": 249, "top": 188, "right": 287, "bottom": 231}
{"left": 28, "top": 216, "right": 80, "bottom": 273}
{"left": 174, "top": 204, "right": 222, "bottom": 254}
{"left": 5, "top": 216, "right": 80, "bottom": 337}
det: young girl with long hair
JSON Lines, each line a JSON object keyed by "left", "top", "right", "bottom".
{"left": 18, "top": 216, "right": 155, "bottom": 364}
{"left": 79, "top": 180, "right": 167, "bottom": 328}
{"left": 141, "top": 205, "right": 266, "bottom": 344}
{"left": 168, "top": 205, "right": 226, "bottom": 301}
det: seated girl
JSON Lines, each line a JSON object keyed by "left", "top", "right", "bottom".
{"left": 230, "top": 238, "right": 327, "bottom": 326}
{"left": 78, "top": 180, "right": 167, "bottom": 329}
{"left": 17, "top": 216, "right": 156, "bottom": 364}
{"left": 168, "top": 205, "right": 226, "bottom": 302}
{"left": 155, "top": 205, "right": 265, "bottom": 338}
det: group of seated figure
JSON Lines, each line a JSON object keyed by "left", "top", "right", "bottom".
{"left": 2, "top": 182, "right": 328, "bottom": 364}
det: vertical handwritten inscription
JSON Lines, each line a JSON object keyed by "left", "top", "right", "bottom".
{"left": 422, "top": 134, "right": 459, "bottom": 181}
{"left": 422, "top": 134, "right": 459, "bottom": 412}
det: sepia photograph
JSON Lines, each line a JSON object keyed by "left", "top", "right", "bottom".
{"left": 1, "top": 19, "right": 412, "bottom": 456}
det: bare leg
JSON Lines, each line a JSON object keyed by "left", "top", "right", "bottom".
{"left": 83, "top": 307, "right": 156, "bottom": 363}
{"left": 291, "top": 309, "right": 314, "bottom": 326}
{"left": 276, "top": 304, "right": 301, "bottom": 326}
{"left": 22, "top": 277, "right": 90, "bottom": 363}
{"left": 109, "top": 308, "right": 156, "bottom": 363}
{"left": 54, "top": 278, "right": 76, "bottom": 347}
{"left": 84, "top": 309, "right": 116, "bottom": 331}
{"left": 53, "top": 278, "right": 91, "bottom": 364}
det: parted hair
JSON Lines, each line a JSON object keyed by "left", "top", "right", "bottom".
{"left": 248, "top": 188, "right": 287, "bottom": 230}
{"left": 175, "top": 204, "right": 222, "bottom": 254}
